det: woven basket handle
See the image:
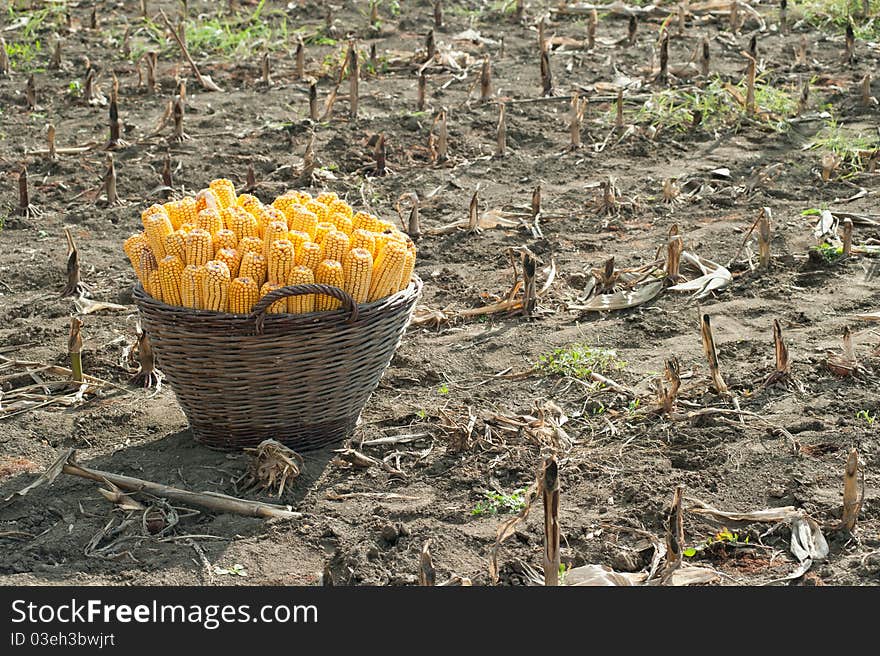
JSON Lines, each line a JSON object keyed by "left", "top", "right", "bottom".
{"left": 249, "top": 284, "right": 359, "bottom": 334}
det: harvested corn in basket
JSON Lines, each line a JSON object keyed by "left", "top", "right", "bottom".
{"left": 129, "top": 181, "right": 421, "bottom": 452}
{"left": 125, "top": 183, "right": 417, "bottom": 315}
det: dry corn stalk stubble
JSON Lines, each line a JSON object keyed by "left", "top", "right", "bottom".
{"left": 700, "top": 314, "right": 729, "bottom": 396}
{"left": 543, "top": 456, "right": 560, "bottom": 586}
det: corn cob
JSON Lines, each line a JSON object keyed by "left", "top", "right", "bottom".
{"left": 138, "top": 247, "right": 159, "bottom": 293}
{"left": 263, "top": 221, "right": 289, "bottom": 259}
{"left": 224, "top": 206, "right": 259, "bottom": 241}
{"left": 350, "top": 229, "right": 377, "bottom": 257}
{"left": 178, "top": 222, "right": 196, "bottom": 234}
{"left": 237, "top": 235, "right": 264, "bottom": 257}
{"left": 320, "top": 230, "right": 350, "bottom": 262}
{"left": 237, "top": 193, "right": 263, "bottom": 218}
{"left": 314, "top": 222, "right": 335, "bottom": 245}
{"left": 305, "top": 200, "right": 329, "bottom": 222}
{"left": 143, "top": 212, "right": 173, "bottom": 259}
{"left": 213, "top": 229, "right": 238, "bottom": 254}
{"left": 195, "top": 188, "right": 220, "bottom": 214}
{"left": 181, "top": 264, "right": 201, "bottom": 309}
{"left": 315, "top": 191, "right": 339, "bottom": 205}
{"left": 259, "top": 282, "right": 286, "bottom": 314}
{"left": 330, "top": 213, "right": 354, "bottom": 235}
{"left": 315, "top": 260, "right": 345, "bottom": 311}
{"left": 239, "top": 251, "right": 267, "bottom": 288}
{"left": 215, "top": 247, "right": 241, "bottom": 278}
{"left": 288, "top": 207, "right": 318, "bottom": 238}
{"left": 286, "top": 266, "right": 315, "bottom": 313}
{"left": 368, "top": 240, "right": 407, "bottom": 301}
{"left": 142, "top": 204, "right": 168, "bottom": 223}
{"left": 165, "top": 197, "right": 198, "bottom": 230}
{"left": 196, "top": 208, "right": 223, "bottom": 235}
{"left": 209, "top": 178, "right": 237, "bottom": 209}
{"left": 286, "top": 230, "right": 311, "bottom": 253}
{"left": 268, "top": 238, "right": 295, "bottom": 285}
{"left": 374, "top": 230, "right": 407, "bottom": 255}
{"left": 328, "top": 198, "right": 353, "bottom": 219}
{"left": 399, "top": 245, "right": 416, "bottom": 292}
{"left": 162, "top": 230, "right": 187, "bottom": 263}
{"left": 257, "top": 206, "right": 286, "bottom": 238}
{"left": 295, "top": 241, "right": 322, "bottom": 271}
{"left": 202, "top": 260, "right": 231, "bottom": 312}
{"left": 123, "top": 233, "right": 148, "bottom": 270}
{"left": 343, "top": 247, "right": 373, "bottom": 304}
{"left": 147, "top": 270, "right": 163, "bottom": 302}
{"left": 353, "top": 211, "right": 383, "bottom": 233}
{"left": 272, "top": 193, "right": 300, "bottom": 218}
{"left": 376, "top": 220, "right": 397, "bottom": 233}
{"left": 185, "top": 228, "right": 213, "bottom": 267}
{"left": 158, "top": 255, "right": 184, "bottom": 306}
{"left": 228, "top": 277, "right": 260, "bottom": 314}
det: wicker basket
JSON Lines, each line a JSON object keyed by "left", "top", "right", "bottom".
{"left": 133, "top": 277, "right": 422, "bottom": 451}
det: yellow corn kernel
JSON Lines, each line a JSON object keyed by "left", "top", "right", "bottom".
{"left": 295, "top": 241, "right": 322, "bottom": 271}
{"left": 228, "top": 277, "right": 260, "bottom": 314}
{"left": 353, "top": 211, "right": 383, "bottom": 233}
{"left": 143, "top": 212, "right": 173, "bottom": 260}
{"left": 263, "top": 221, "right": 289, "bottom": 259}
{"left": 398, "top": 246, "right": 416, "bottom": 292}
{"left": 328, "top": 198, "right": 353, "bottom": 219}
{"left": 350, "top": 229, "right": 377, "bottom": 257}
{"left": 374, "top": 229, "right": 408, "bottom": 255}
{"left": 288, "top": 207, "right": 318, "bottom": 238}
{"left": 213, "top": 229, "right": 237, "bottom": 254}
{"left": 368, "top": 240, "right": 407, "bottom": 301}
{"left": 330, "top": 213, "right": 354, "bottom": 235}
{"left": 286, "top": 266, "right": 315, "bottom": 314}
{"left": 320, "top": 230, "right": 350, "bottom": 263}
{"left": 343, "top": 247, "right": 373, "bottom": 304}
{"left": 314, "top": 222, "right": 334, "bottom": 245}
{"left": 259, "top": 282, "right": 286, "bottom": 314}
{"left": 257, "top": 206, "right": 286, "bottom": 238}
{"left": 142, "top": 204, "right": 168, "bottom": 224}
{"left": 315, "top": 191, "right": 339, "bottom": 205}
{"left": 305, "top": 200, "right": 329, "bottom": 222}
{"left": 147, "top": 270, "right": 163, "bottom": 302}
{"left": 185, "top": 228, "right": 213, "bottom": 267}
{"left": 223, "top": 206, "right": 259, "bottom": 241}
{"left": 196, "top": 208, "right": 223, "bottom": 236}
{"left": 178, "top": 222, "right": 196, "bottom": 234}
{"left": 181, "top": 264, "right": 201, "bottom": 309}
{"left": 268, "top": 239, "right": 295, "bottom": 285}
{"left": 286, "top": 230, "right": 310, "bottom": 253}
{"left": 215, "top": 247, "right": 242, "bottom": 278}
{"left": 123, "top": 233, "right": 147, "bottom": 270}
{"left": 237, "top": 193, "right": 263, "bottom": 218}
{"left": 158, "top": 255, "right": 184, "bottom": 306}
{"left": 315, "top": 260, "right": 345, "bottom": 311}
{"left": 209, "top": 178, "right": 237, "bottom": 209}
{"left": 164, "top": 197, "right": 198, "bottom": 230}
{"left": 195, "top": 188, "right": 220, "bottom": 214}
{"left": 240, "top": 251, "right": 267, "bottom": 288}
{"left": 238, "top": 235, "right": 264, "bottom": 257}
{"left": 162, "top": 231, "right": 187, "bottom": 264}
{"left": 202, "top": 260, "right": 231, "bottom": 312}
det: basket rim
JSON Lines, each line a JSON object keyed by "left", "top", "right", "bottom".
{"left": 133, "top": 274, "right": 422, "bottom": 323}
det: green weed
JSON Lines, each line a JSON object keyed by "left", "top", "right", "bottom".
{"left": 537, "top": 345, "right": 626, "bottom": 379}
{"left": 808, "top": 116, "right": 879, "bottom": 176}
{"left": 471, "top": 489, "right": 527, "bottom": 516}
{"left": 795, "top": 0, "right": 880, "bottom": 39}
{"left": 856, "top": 409, "right": 876, "bottom": 425}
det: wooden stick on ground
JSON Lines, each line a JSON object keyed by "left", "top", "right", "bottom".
{"left": 159, "top": 9, "right": 223, "bottom": 91}
{"left": 543, "top": 456, "right": 560, "bottom": 586}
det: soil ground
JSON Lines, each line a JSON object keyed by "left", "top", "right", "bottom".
{"left": 1, "top": 0, "right": 879, "bottom": 586}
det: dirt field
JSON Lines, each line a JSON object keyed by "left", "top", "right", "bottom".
{"left": 1, "top": 0, "right": 878, "bottom": 586}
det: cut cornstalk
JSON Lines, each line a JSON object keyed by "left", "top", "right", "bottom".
{"left": 587, "top": 9, "right": 597, "bottom": 50}
{"left": 426, "top": 29, "right": 436, "bottom": 62}
{"left": 844, "top": 21, "right": 854, "bottom": 64}
{"left": 59, "top": 227, "right": 83, "bottom": 298}
{"left": 840, "top": 449, "right": 862, "bottom": 532}
{"left": 842, "top": 218, "right": 853, "bottom": 257}
{"left": 172, "top": 95, "right": 188, "bottom": 142}
{"left": 771, "top": 318, "right": 790, "bottom": 380}
{"left": 540, "top": 49, "right": 552, "bottom": 97}
{"left": 407, "top": 194, "right": 421, "bottom": 240}
{"left": 0, "top": 37, "right": 9, "bottom": 76}
{"left": 145, "top": 51, "right": 158, "bottom": 93}
{"left": 107, "top": 97, "right": 123, "bottom": 149}
{"left": 758, "top": 207, "right": 771, "bottom": 268}
{"left": 26, "top": 74, "right": 36, "bottom": 110}
{"left": 657, "top": 356, "right": 681, "bottom": 414}
{"left": 68, "top": 317, "right": 84, "bottom": 383}
{"left": 659, "top": 31, "right": 669, "bottom": 85}
{"left": 729, "top": 0, "right": 739, "bottom": 33}
{"left": 496, "top": 102, "right": 506, "bottom": 157}
{"left": 419, "top": 540, "right": 436, "bottom": 586}
{"left": 627, "top": 15, "right": 637, "bottom": 46}
{"left": 665, "top": 224, "right": 683, "bottom": 283}
{"left": 538, "top": 17, "right": 546, "bottom": 53}
{"left": 373, "top": 133, "right": 386, "bottom": 176}
{"left": 349, "top": 40, "right": 359, "bottom": 119}
{"left": 104, "top": 154, "right": 119, "bottom": 204}
{"left": 677, "top": 2, "right": 686, "bottom": 35}
{"left": 17, "top": 165, "right": 41, "bottom": 218}
{"left": 779, "top": 0, "right": 788, "bottom": 35}
{"left": 468, "top": 190, "right": 479, "bottom": 231}
{"left": 295, "top": 36, "right": 304, "bottom": 79}
{"left": 246, "top": 162, "right": 256, "bottom": 191}
{"left": 437, "top": 109, "right": 448, "bottom": 162}
{"left": 700, "top": 36, "right": 710, "bottom": 78}
{"left": 369, "top": 0, "right": 379, "bottom": 29}
{"left": 661, "top": 485, "right": 684, "bottom": 584}
{"left": 369, "top": 43, "right": 377, "bottom": 73}
{"left": 480, "top": 57, "right": 492, "bottom": 102}
{"left": 570, "top": 92, "right": 586, "bottom": 149}
{"left": 615, "top": 89, "right": 624, "bottom": 128}
{"left": 89, "top": 6, "right": 97, "bottom": 29}
{"left": 308, "top": 79, "right": 318, "bottom": 120}
{"left": 745, "top": 53, "right": 756, "bottom": 115}
{"left": 417, "top": 70, "right": 427, "bottom": 111}
{"left": 748, "top": 34, "right": 757, "bottom": 60}
{"left": 521, "top": 249, "right": 538, "bottom": 316}
{"left": 122, "top": 26, "right": 131, "bottom": 59}
{"left": 531, "top": 185, "right": 541, "bottom": 219}
{"left": 700, "top": 314, "right": 729, "bottom": 395}
{"left": 860, "top": 73, "right": 873, "bottom": 107}
{"left": 47, "top": 124, "right": 57, "bottom": 161}
{"left": 797, "top": 78, "right": 810, "bottom": 114}
{"left": 261, "top": 51, "right": 272, "bottom": 86}
{"left": 434, "top": 0, "right": 443, "bottom": 28}
{"left": 542, "top": 456, "right": 560, "bottom": 586}
{"left": 50, "top": 39, "right": 62, "bottom": 69}
{"left": 162, "top": 152, "right": 173, "bottom": 189}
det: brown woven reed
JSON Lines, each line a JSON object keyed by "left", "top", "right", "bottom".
{"left": 133, "top": 276, "right": 422, "bottom": 451}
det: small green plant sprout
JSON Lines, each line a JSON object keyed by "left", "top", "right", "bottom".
{"left": 471, "top": 488, "right": 527, "bottom": 516}
{"left": 537, "top": 344, "right": 626, "bottom": 379}
{"left": 626, "top": 398, "right": 641, "bottom": 415}
{"left": 683, "top": 528, "right": 748, "bottom": 557}
{"left": 437, "top": 382, "right": 449, "bottom": 395}
{"left": 558, "top": 562, "right": 571, "bottom": 584}
{"left": 856, "top": 409, "right": 876, "bottom": 426}
{"left": 213, "top": 563, "right": 248, "bottom": 576}
{"left": 68, "top": 79, "right": 82, "bottom": 97}
{"left": 810, "top": 241, "right": 843, "bottom": 264}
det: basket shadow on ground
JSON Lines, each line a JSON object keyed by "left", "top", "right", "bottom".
{"left": 0, "top": 429, "right": 339, "bottom": 583}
